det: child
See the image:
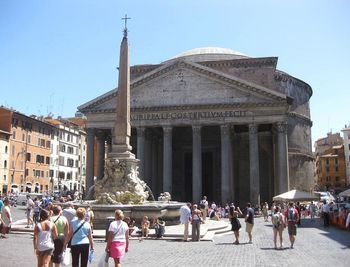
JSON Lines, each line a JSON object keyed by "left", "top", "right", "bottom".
{"left": 141, "top": 216, "right": 150, "bottom": 238}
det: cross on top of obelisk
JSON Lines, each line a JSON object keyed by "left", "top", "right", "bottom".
{"left": 122, "top": 14, "right": 131, "bottom": 37}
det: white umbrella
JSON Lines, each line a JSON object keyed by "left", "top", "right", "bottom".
{"left": 339, "top": 188, "right": 350, "bottom": 197}
{"left": 273, "top": 189, "right": 319, "bottom": 202}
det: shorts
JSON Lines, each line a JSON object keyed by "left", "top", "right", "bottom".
{"left": 110, "top": 241, "right": 126, "bottom": 259}
{"left": 245, "top": 223, "right": 254, "bottom": 233}
{"left": 38, "top": 249, "right": 54, "bottom": 256}
{"left": 52, "top": 235, "right": 65, "bottom": 263}
{"left": 288, "top": 223, "right": 297, "bottom": 236}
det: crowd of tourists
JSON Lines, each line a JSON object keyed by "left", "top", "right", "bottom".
{"left": 1, "top": 192, "right": 350, "bottom": 266}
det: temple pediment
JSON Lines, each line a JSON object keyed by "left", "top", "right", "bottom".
{"left": 78, "top": 60, "right": 287, "bottom": 113}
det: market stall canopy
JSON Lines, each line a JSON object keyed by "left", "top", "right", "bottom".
{"left": 339, "top": 188, "right": 350, "bottom": 197}
{"left": 273, "top": 189, "right": 319, "bottom": 202}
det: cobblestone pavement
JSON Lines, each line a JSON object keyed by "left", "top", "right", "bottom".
{"left": 1, "top": 215, "right": 349, "bottom": 267}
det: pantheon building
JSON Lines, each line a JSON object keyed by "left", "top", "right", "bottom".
{"left": 78, "top": 47, "right": 314, "bottom": 206}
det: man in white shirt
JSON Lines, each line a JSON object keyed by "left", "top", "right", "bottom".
{"left": 25, "top": 195, "right": 34, "bottom": 228}
{"left": 179, "top": 203, "right": 191, "bottom": 241}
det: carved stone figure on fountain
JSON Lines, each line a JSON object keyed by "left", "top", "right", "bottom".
{"left": 94, "top": 158, "right": 149, "bottom": 204}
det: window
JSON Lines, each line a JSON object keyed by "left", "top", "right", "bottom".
{"left": 27, "top": 135, "right": 31, "bottom": 144}
{"left": 59, "top": 156, "right": 65, "bottom": 165}
{"left": 67, "top": 158, "right": 74, "bottom": 167}
{"left": 67, "top": 172, "right": 72, "bottom": 180}
{"left": 59, "top": 171, "right": 65, "bottom": 179}
{"left": 46, "top": 140, "right": 51, "bottom": 148}
{"left": 12, "top": 130, "right": 16, "bottom": 139}
{"left": 5, "top": 146, "right": 8, "bottom": 153}
{"left": 46, "top": 157, "right": 50, "bottom": 165}
{"left": 25, "top": 169, "right": 28, "bottom": 176}
{"left": 3, "top": 175, "right": 6, "bottom": 181}
{"left": 336, "top": 176, "right": 340, "bottom": 181}
{"left": 33, "top": 169, "right": 36, "bottom": 176}
{"left": 68, "top": 146, "right": 74, "bottom": 154}
{"left": 326, "top": 167, "right": 330, "bottom": 172}
{"left": 4, "top": 160, "right": 7, "bottom": 168}
{"left": 12, "top": 118, "right": 18, "bottom": 127}
{"left": 75, "top": 160, "right": 79, "bottom": 168}
{"left": 11, "top": 160, "right": 15, "bottom": 169}
{"left": 335, "top": 158, "right": 338, "bottom": 164}
{"left": 41, "top": 171, "right": 44, "bottom": 177}
{"left": 22, "top": 133, "right": 25, "bottom": 142}
{"left": 35, "top": 170, "right": 41, "bottom": 177}
{"left": 26, "top": 153, "right": 31, "bottom": 162}
{"left": 50, "top": 170, "right": 54, "bottom": 177}
{"left": 336, "top": 166, "right": 339, "bottom": 172}
{"left": 11, "top": 145, "right": 15, "bottom": 156}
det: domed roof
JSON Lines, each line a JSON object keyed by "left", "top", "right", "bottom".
{"left": 163, "top": 47, "right": 249, "bottom": 63}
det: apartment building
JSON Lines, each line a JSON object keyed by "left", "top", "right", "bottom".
{"left": 45, "top": 117, "right": 86, "bottom": 193}
{"left": 0, "top": 107, "right": 53, "bottom": 193}
{"left": 315, "top": 144, "right": 347, "bottom": 190}
{"left": 341, "top": 124, "right": 350, "bottom": 186}
{"left": 0, "top": 129, "right": 10, "bottom": 194}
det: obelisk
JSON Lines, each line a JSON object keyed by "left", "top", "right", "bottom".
{"left": 110, "top": 16, "right": 135, "bottom": 159}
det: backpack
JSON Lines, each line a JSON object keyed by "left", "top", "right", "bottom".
{"left": 272, "top": 213, "right": 281, "bottom": 226}
{"left": 288, "top": 208, "right": 296, "bottom": 222}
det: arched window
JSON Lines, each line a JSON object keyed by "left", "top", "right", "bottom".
{"left": 4, "top": 160, "right": 7, "bottom": 168}
{"left": 5, "top": 146, "right": 8, "bottom": 153}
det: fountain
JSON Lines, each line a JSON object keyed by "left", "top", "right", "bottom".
{"left": 79, "top": 18, "right": 183, "bottom": 228}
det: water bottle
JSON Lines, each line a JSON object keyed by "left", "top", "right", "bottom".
{"left": 88, "top": 249, "right": 94, "bottom": 263}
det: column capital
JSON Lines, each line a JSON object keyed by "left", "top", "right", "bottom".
{"left": 86, "top": 128, "right": 95, "bottom": 136}
{"left": 163, "top": 126, "right": 173, "bottom": 134}
{"left": 220, "top": 124, "right": 230, "bottom": 135}
{"left": 249, "top": 124, "right": 258, "bottom": 135}
{"left": 137, "top": 127, "right": 146, "bottom": 138}
{"left": 275, "top": 122, "right": 288, "bottom": 134}
{"left": 192, "top": 125, "right": 202, "bottom": 135}
{"left": 96, "top": 130, "right": 106, "bottom": 140}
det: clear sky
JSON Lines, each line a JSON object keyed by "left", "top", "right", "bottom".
{"left": 1, "top": 0, "right": 349, "bottom": 145}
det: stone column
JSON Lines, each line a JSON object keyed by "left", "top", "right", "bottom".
{"left": 163, "top": 126, "right": 172, "bottom": 194}
{"left": 221, "top": 124, "right": 231, "bottom": 204}
{"left": 144, "top": 131, "right": 152, "bottom": 187}
{"left": 137, "top": 127, "right": 146, "bottom": 180}
{"left": 249, "top": 124, "right": 260, "bottom": 206}
{"left": 96, "top": 131, "right": 106, "bottom": 180}
{"left": 192, "top": 125, "right": 202, "bottom": 203}
{"left": 86, "top": 128, "right": 95, "bottom": 198}
{"left": 275, "top": 122, "right": 289, "bottom": 194}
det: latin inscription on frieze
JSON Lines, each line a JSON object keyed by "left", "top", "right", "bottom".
{"left": 131, "top": 110, "right": 247, "bottom": 121}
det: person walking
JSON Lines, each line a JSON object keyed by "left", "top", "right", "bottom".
{"left": 106, "top": 209, "right": 129, "bottom": 267}
{"left": 33, "top": 209, "right": 58, "bottom": 267}
{"left": 322, "top": 200, "right": 330, "bottom": 227}
{"left": 26, "top": 195, "right": 35, "bottom": 228}
{"left": 50, "top": 205, "right": 69, "bottom": 267}
{"left": 245, "top": 203, "right": 255, "bottom": 243}
{"left": 271, "top": 206, "right": 286, "bottom": 249}
{"left": 179, "top": 203, "right": 191, "bottom": 241}
{"left": 199, "top": 196, "right": 208, "bottom": 222}
{"left": 191, "top": 204, "right": 202, "bottom": 241}
{"left": 65, "top": 207, "right": 94, "bottom": 267}
{"left": 262, "top": 202, "right": 269, "bottom": 222}
{"left": 229, "top": 204, "right": 242, "bottom": 244}
{"left": 0, "top": 198, "right": 12, "bottom": 238}
{"left": 284, "top": 202, "right": 299, "bottom": 249}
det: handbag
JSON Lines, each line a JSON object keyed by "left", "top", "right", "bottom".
{"left": 68, "top": 221, "right": 85, "bottom": 248}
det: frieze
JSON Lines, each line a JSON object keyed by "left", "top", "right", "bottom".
{"left": 287, "top": 112, "right": 313, "bottom": 127}
{"left": 131, "top": 110, "right": 248, "bottom": 121}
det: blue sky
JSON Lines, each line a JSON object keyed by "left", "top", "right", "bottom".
{"left": 1, "top": 0, "right": 349, "bottom": 144}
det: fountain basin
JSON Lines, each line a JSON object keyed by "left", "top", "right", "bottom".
{"left": 72, "top": 201, "right": 185, "bottom": 229}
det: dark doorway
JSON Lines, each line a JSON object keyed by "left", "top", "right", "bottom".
{"left": 202, "top": 151, "right": 214, "bottom": 201}
{"left": 184, "top": 153, "right": 192, "bottom": 202}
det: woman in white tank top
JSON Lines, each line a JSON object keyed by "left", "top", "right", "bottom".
{"left": 33, "top": 209, "right": 58, "bottom": 267}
